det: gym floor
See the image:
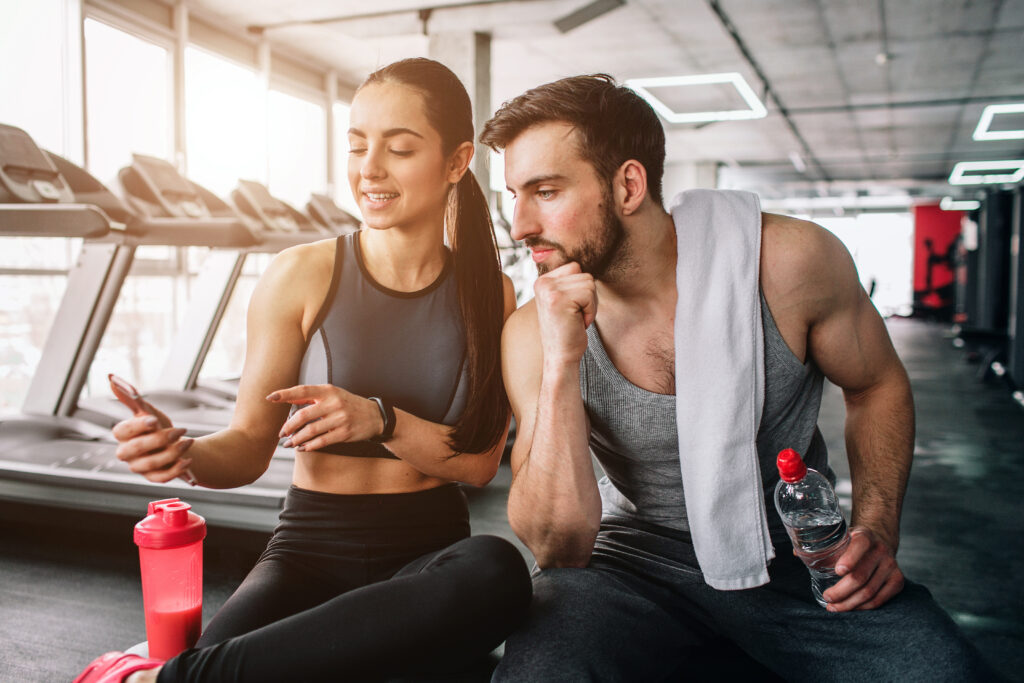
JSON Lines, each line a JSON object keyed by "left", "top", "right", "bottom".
{"left": 1, "top": 318, "right": 1021, "bottom": 682}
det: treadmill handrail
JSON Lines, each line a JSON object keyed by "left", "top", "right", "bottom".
{"left": 0, "top": 204, "right": 111, "bottom": 239}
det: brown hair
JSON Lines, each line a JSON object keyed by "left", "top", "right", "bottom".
{"left": 360, "top": 58, "right": 507, "bottom": 455}
{"left": 480, "top": 74, "right": 666, "bottom": 205}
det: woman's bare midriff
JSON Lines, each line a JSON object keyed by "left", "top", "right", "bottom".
{"left": 292, "top": 450, "right": 451, "bottom": 495}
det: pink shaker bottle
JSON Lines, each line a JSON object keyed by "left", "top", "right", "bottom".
{"left": 133, "top": 498, "right": 206, "bottom": 660}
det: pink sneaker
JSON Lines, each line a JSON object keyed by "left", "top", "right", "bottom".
{"left": 73, "top": 651, "right": 163, "bottom": 683}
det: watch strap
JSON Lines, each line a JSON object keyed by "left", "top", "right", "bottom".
{"left": 368, "top": 397, "right": 396, "bottom": 443}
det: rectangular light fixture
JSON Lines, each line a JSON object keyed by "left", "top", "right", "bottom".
{"left": 972, "top": 103, "right": 1024, "bottom": 141}
{"left": 625, "top": 73, "right": 767, "bottom": 124}
{"left": 948, "top": 160, "right": 1024, "bottom": 185}
{"left": 939, "top": 196, "right": 981, "bottom": 211}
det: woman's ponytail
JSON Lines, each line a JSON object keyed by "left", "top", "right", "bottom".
{"left": 445, "top": 170, "right": 507, "bottom": 454}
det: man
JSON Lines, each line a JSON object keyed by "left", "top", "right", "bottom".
{"left": 480, "top": 75, "right": 991, "bottom": 681}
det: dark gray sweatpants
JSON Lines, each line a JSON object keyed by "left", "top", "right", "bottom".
{"left": 494, "top": 517, "right": 996, "bottom": 682}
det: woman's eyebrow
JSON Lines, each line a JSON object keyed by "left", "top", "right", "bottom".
{"left": 347, "top": 127, "right": 424, "bottom": 139}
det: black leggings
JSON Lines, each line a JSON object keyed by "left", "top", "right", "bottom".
{"left": 157, "top": 484, "right": 532, "bottom": 682}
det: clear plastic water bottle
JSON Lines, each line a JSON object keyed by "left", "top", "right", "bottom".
{"left": 774, "top": 448, "right": 851, "bottom": 607}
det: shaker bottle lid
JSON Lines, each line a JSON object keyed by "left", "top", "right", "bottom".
{"left": 134, "top": 498, "right": 207, "bottom": 549}
{"left": 776, "top": 448, "right": 808, "bottom": 483}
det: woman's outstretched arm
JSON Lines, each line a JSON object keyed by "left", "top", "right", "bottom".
{"left": 113, "top": 241, "right": 334, "bottom": 489}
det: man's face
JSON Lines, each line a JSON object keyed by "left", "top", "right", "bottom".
{"left": 503, "top": 122, "right": 624, "bottom": 277}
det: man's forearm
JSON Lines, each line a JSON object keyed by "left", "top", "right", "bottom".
{"left": 508, "top": 360, "right": 602, "bottom": 567}
{"left": 843, "top": 370, "right": 915, "bottom": 550}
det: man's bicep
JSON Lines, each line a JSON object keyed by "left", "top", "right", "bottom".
{"left": 807, "top": 243, "right": 903, "bottom": 394}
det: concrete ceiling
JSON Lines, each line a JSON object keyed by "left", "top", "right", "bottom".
{"left": 187, "top": 0, "right": 1024, "bottom": 209}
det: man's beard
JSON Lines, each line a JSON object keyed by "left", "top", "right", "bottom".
{"left": 529, "top": 191, "right": 625, "bottom": 278}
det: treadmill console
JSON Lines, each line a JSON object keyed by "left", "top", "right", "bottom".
{"left": 306, "top": 193, "right": 360, "bottom": 234}
{"left": 121, "top": 154, "right": 209, "bottom": 219}
{"left": 233, "top": 179, "right": 308, "bottom": 233}
{"left": 0, "top": 123, "right": 74, "bottom": 203}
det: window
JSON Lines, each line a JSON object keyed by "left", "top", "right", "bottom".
{"left": 83, "top": 247, "right": 214, "bottom": 399}
{"left": 84, "top": 18, "right": 172, "bottom": 186}
{"left": 0, "top": 0, "right": 83, "bottom": 161}
{"left": 185, "top": 46, "right": 264, "bottom": 197}
{"left": 268, "top": 89, "right": 327, "bottom": 208}
{"left": 0, "top": 0, "right": 84, "bottom": 411}
{"left": 200, "top": 253, "right": 273, "bottom": 384}
{"left": 0, "top": 239, "right": 82, "bottom": 412}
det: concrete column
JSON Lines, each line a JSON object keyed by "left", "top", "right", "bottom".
{"left": 427, "top": 32, "right": 492, "bottom": 203}
{"left": 173, "top": 2, "right": 188, "bottom": 175}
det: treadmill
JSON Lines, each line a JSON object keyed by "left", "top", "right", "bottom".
{"left": 0, "top": 136, "right": 291, "bottom": 530}
{"left": 231, "top": 179, "right": 328, "bottom": 239}
{"left": 68, "top": 154, "right": 254, "bottom": 433}
{"left": 156, "top": 177, "right": 337, "bottom": 405}
{"left": 306, "top": 192, "right": 361, "bottom": 235}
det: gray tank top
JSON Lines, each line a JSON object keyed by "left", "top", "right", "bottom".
{"left": 298, "top": 232, "right": 469, "bottom": 458}
{"left": 580, "top": 292, "right": 829, "bottom": 538}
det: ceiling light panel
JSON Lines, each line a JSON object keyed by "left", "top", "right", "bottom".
{"left": 973, "top": 103, "right": 1024, "bottom": 141}
{"left": 939, "top": 197, "right": 981, "bottom": 211}
{"left": 625, "top": 73, "right": 767, "bottom": 124}
{"left": 948, "top": 160, "right": 1024, "bottom": 185}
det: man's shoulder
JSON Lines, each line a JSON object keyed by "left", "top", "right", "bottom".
{"left": 761, "top": 212, "right": 851, "bottom": 278}
{"left": 760, "top": 212, "right": 860, "bottom": 321}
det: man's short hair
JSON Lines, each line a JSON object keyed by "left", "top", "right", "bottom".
{"left": 480, "top": 74, "right": 666, "bottom": 206}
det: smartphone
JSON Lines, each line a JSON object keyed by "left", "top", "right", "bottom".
{"left": 107, "top": 373, "right": 196, "bottom": 486}
{"left": 108, "top": 373, "right": 149, "bottom": 416}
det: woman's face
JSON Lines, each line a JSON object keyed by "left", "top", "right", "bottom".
{"left": 347, "top": 82, "right": 458, "bottom": 233}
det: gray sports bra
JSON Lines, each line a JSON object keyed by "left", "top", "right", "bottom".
{"left": 296, "top": 232, "right": 469, "bottom": 458}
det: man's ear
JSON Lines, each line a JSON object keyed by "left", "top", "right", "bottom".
{"left": 615, "top": 160, "right": 648, "bottom": 216}
{"left": 447, "top": 141, "right": 475, "bottom": 184}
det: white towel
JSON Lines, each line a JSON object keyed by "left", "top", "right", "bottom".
{"left": 671, "top": 188, "right": 774, "bottom": 590}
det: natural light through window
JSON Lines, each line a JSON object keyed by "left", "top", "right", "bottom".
{"left": 268, "top": 89, "right": 326, "bottom": 209}
{"left": 0, "top": 0, "right": 79, "bottom": 159}
{"left": 84, "top": 18, "right": 172, "bottom": 186}
{"left": 185, "top": 46, "right": 265, "bottom": 197}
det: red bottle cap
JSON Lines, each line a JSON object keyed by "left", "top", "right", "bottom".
{"left": 776, "top": 448, "right": 808, "bottom": 483}
{"left": 134, "top": 498, "right": 206, "bottom": 549}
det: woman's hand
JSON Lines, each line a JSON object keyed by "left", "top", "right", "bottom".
{"left": 269, "top": 385, "right": 385, "bottom": 451}
{"left": 111, "top": 401, "right": 195, "bottom": 483}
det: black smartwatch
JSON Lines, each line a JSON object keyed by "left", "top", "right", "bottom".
{"left": 368, "top": 397, "right": 396, "bottom": 443}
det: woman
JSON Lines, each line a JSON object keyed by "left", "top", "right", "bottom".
{"left": 75, "top": 58, "right": 531, "bottom": 683}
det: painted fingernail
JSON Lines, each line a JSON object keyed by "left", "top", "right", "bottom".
{"left": 282, "top": 439, "right": 293, "bottom": 448}
{"left": 180, "top": 458, "right": 193, "bottom": 466}
{"left": 266, "top": 392, "right": 280, "bottom": 401}
{"left": 296, "top": 444, "right": 305, "bottom": 452}
{"left": 170, "top": 428, "right": 187, "bottom": 439}
{"left": 179, "top": 438, "right": 195, "bottom": 452}
{"left": 143, "top": 416, "right": 159, "bottom": 428}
